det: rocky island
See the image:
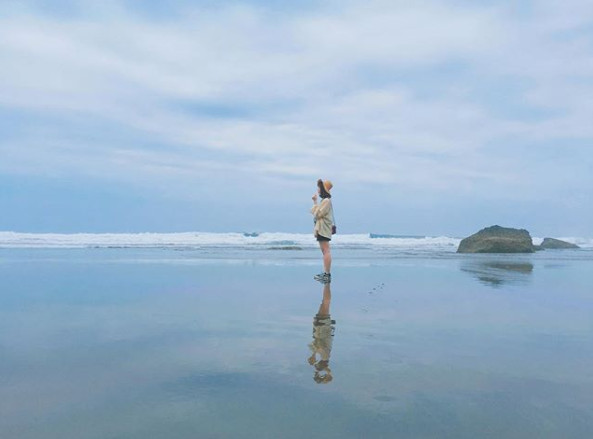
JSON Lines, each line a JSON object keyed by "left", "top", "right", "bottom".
{"left": 457, "top": 226, "right": 581, "bottom": 253}
{"left": 457, "top": 225, "right": 535, "bottom": 253}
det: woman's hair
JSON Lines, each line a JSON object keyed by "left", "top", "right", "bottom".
{"left": 317, "top": 179, "right": 332, "bottom": 199}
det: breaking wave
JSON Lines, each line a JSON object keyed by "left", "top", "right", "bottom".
{"left": 1, "top": 232, "right": 590, "bottom": 250}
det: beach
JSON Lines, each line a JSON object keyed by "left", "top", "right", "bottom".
{"left": 1, "top": 242, "right": 592, "bottom": 438}
{"left": 3, "top": 0, "right": 593, "bottom": 436}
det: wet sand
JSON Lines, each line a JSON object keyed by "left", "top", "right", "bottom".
{"left": 1, "top": 249, "right": 592, "bottom": 438}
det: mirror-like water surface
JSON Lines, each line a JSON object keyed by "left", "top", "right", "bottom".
{"left": 1, "top": 249, "right": 592, "bottom": 438}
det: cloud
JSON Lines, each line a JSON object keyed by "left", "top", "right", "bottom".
{"left": 0, "top": 0, "right": 592, "bottom": 203}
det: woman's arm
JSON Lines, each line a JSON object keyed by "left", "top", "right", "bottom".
{"left": 312, "top": 199, "right": 330, "bottom": 219}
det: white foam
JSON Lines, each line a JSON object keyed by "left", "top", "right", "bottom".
{"left": 0, "top": 231, "right": 461, "bottom": 250}
{"left": 1, "top": 231, "right": 590, "bottom": 250}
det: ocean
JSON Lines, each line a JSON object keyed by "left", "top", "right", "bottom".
{"left": 1, "top": 233, "right": 592, "bottom": 438}
{"left": 1, "top": 231, "right": 591, "bottom": 254}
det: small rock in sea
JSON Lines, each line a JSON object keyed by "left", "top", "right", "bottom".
{"left": 539, "top": 238, "right": 580, "bottom": 249}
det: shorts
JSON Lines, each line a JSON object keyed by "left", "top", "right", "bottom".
{"left": 316, "top": 234, "right": 331, "bottom": 242}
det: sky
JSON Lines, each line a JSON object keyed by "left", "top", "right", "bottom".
{"left": 1, "top": 0, "right": 592, "bottom": 236}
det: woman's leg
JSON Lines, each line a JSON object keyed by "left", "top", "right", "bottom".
{"left": 319, "top": 241, "right": 332, "bottom": 273}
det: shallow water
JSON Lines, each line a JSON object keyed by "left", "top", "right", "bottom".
{"left": 1, "top": 249, "right": 592, "bottom": 438}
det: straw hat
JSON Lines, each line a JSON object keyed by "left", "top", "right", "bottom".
{"left": 323, "top": 180, "right": 333, "bottom": 193}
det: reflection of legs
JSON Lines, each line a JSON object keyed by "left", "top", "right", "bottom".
{"left": 319, "top": 241, "right": 332, "bottom": 274}
{"left": 317, "top": 283, "right": 331, "bottom": 316}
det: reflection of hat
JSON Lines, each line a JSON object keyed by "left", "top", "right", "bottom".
{"left": 314, "top": 369, "right": 333, "bottom": 384}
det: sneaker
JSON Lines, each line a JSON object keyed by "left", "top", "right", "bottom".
{"left": 314, "top": 272, "right": 331, "bottom": 284}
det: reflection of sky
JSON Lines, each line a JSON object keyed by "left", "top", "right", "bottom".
{"left": 1, "top": 249, "right": 592, "bottom": 438}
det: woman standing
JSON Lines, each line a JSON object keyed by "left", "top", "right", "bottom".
{"left": 311, "top": 179, "right": 334, "bottom": 284}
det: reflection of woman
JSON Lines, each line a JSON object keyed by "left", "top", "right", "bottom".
{"left": 308, "top": 282, "right": 335, "bottom": 384}
{"left": 311, "top": 179, "right": 334, "bottom": 284}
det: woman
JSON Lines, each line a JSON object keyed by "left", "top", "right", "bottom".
{"left": 311, "top": 179, "right": 334, "bottom": 284}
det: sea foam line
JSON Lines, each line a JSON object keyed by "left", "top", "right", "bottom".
{"left": 0, "top": 231, "right": 590, "bottom": 249}
{"left": 0, "top": 231, "right": 460, "bottom": 249}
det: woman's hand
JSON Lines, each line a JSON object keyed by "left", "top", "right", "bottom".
{"left": 312, "top": 193, "right": 318, "bottom": 203}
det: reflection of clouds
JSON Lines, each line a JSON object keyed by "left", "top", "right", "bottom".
{"left": 460, "top": 259, "right": 534, "bottom": 288}
{"left": 0, "top": 289, "right": 307, "bottom": 426}
{"left": 2, "top": 260, "right": 591, "bottom": 438}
